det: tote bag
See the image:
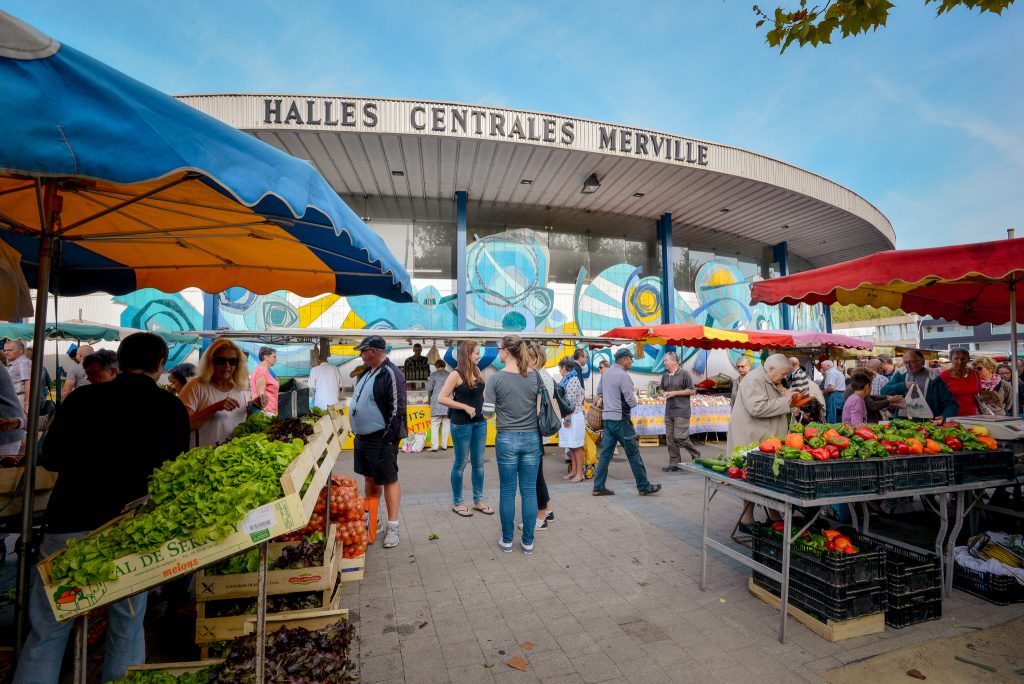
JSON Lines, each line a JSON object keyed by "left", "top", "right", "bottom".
{"left": 535, "top": 373, "right": 562, "bottom": 437}
{"left": 905, "top": 381, "right": 934, "bottom": 420}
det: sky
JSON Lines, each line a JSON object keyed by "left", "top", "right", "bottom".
{"left": 8, "top": 0, "right": 1023, "bottom": 250}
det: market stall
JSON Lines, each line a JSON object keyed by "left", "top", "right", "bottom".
{"left": 687, "top": 419, "right": 1018, "bottom": 643}
{"left": 0, "top": 11, "right": 411, "bottom": 678}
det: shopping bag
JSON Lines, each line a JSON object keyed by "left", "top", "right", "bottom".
{"left": 583, "top": 428, "right": 600, "bottom": 466}
{"left": 586, "top": 397, "right": 604, "bottom": 431}
{"left": 905, "top": 382, "right": 934, "bottom": 420}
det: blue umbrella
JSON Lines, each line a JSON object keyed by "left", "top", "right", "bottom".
{"left": 0, "top": 10, "right": 411, "bottom": 650}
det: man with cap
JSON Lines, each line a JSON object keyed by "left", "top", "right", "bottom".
{"left": 592, "top": 348, "right": 661, "bottom": 497}
{"left": 351, "top": 335, "right": 408, "bottom": 549}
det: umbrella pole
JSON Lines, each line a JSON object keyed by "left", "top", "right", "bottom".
{"left": 1011, "top": 278, "right": 1019, "bottom": 418}
{"left": 15, "top": 179, "right": 57, "bottom": 652}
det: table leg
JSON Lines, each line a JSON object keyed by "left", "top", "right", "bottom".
{"left": 700, "top": 477, "right": 709, "bottom": 592}
{"left": 255, "top": 541, "right": 269, "bottom": 684}
{"left": 936, "top": 493, "right": 949, "bottom": 598}
{"left": 73, "top": 615, "right": 88, "bottom": 684}
{"left": 779, "top": 502, "right": 792, "bottom": 644}
{"left": 945, "top": 492, "right": 966, "bottom": 597}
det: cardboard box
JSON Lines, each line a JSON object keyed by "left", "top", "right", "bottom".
{"left": 242, "top": 607, "right": 349, "bottom": 636}
{"left": 0, "top": 467, "right": 58, "bottom": 516}
{"left": 194, "top": 579, "right": 341, "bottom": 644}
{"left": 194, "top": 532, "right": 341, "bottom": 601}
{"left": 37, "top": 414, "right": 341, "bottom": 621}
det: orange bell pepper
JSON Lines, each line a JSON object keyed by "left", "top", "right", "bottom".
{"left": 978, "top": 435, "right": 998, "bottom": 450}
{"left": 833, "top": 537, "right": 852, "bottom": 551}
{"left": 822, "top": 529, "right": 842, "bottom": 541}
{"left": 785, "top": 433, "right": 805, "bottom": 450}
{"left": 823, "top": 429, "right": 840, "bottom": 443}
{"left": 924, "top": 439, "right": 943, "bottom": 454}
{"left": 906, "top": 438, "right": 925, "bottom": 455}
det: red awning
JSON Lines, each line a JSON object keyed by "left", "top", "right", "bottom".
{"left": 750, "top": 238, "right": 1024, "bottom": 326}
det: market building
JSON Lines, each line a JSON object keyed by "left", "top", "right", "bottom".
{"left": 55, "top": 95, "right": 895, "bottom": 378}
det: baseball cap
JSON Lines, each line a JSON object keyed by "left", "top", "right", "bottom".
{"left": 354, "top": 335, "right": 387, "bottom": 351}
{"left": 614, "top": 348, "right": 634, "bottom": 361}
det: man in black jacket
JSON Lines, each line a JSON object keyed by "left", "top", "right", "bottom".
{"left": 15, "top": 333, "right": 190, "bottom": 684}
{"left": 351, "top": 335, "right": 407, "bottom": 549}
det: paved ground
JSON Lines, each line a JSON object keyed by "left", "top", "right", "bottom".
{"left": 335, "top": 440, "right": 1024, "bottom": 684}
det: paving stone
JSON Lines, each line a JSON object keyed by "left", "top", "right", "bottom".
{"left": 525, "top": 651, "right": 577, "bottom": 679}
{"left": 359, "top": 653, "right": 404, "bottom": 683}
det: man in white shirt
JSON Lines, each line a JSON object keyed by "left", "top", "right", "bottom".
{"left": 4, "top": 339, "right": 31, "bottom": 414}
{"left": 820, "top": 360, "right": 846, "bottom": 423}
{"left": 61, "top": 344, "right": 94, "bottom": 400}
{"left": 308, "top": 350, "right": 342, "bottom": 411}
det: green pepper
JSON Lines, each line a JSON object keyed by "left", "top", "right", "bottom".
{"left": 837, "top": 424, "right": 854, "bottom": 437}
{"left": 798, "top": 452, "right": 814, "bottom": 461}
{"left": 841, "top": 447, "right": 857, "bottom": 459}
{"left": 808, "top": 436, "right": 826, "bottom": 449}
{"left": 790, "top": 423, "right": 804, "bottom": 434}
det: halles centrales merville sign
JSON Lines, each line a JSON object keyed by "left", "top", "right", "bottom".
{"left": 261, "top": 97, "right": 710, "bottom": 167}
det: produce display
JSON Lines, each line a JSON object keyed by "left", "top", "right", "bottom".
{"left": 112, "top": 619, "right": 356, "bottom": 683}
{"left": 693, "top": 443, "right": 754, "bottom": 480}
{"left": 756, "top": 419, "right": 997, "bottom": 462}
{"left": 50, "top": 434, "right": 306, "bottom": 586}
{"left": 766, "top": 520, "right": 861, "bottom": 556}
{"left": 204, "top": 531, "right": 327, "bottom": 576}
{"left": 278, "top": 476, "right": 367, "bottom": 559}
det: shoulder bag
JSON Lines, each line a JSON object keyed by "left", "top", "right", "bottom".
{"left": 534, "top": 372, "right": 562, "bottom": 437}
{"left": 554, "top": 378, "right": 575, "bottom": 416}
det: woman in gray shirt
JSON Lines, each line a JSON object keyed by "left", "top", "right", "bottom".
{"left": 484, "top": 335, "right": 542, "bottom": 555}
{"left": 0, "top": 363, "right": 26, "bottom": 456}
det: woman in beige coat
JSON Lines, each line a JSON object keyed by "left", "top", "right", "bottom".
{"left": 727, "top": 354, "right": 797, "bottom": 532}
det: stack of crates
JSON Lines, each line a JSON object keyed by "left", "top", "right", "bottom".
{"left": 868, "top": 537, "right": 942, "bottom": 629}
{"left": 954, "top": 563, "right": 1024, "bottom": 605}
{"left": 750, "top": 524, "right": 887, "bottom": 623}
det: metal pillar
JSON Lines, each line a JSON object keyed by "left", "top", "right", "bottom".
{"left": 823, "top": 303, "right": 833, "bottom": 333}
{"left": 1010, "top": 228, "right": 1019, "bottom": 417}
{"left": 455, "top": 191, "right": 468, "bottom": 331}
{"left": 201, "top": 292, "right": 220, "bottom": 352}
{"left": 657, "top": 213, "right": 674, "bottom": 325}
{"left": 772, "top": 241, "right": 791, "bottom": 330}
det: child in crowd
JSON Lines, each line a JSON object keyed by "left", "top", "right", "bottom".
{"left": 841, "top": 375, "right": 871, "bottom": 427}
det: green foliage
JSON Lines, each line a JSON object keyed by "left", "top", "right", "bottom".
{"left": 50, "top": 435, "right": 305, "bottom": 586}
{"left": 754, "top": 0, "right": 1015, "bottom": 53}
{"left": 830, "top": 303, "right": 905, "bottom": 323}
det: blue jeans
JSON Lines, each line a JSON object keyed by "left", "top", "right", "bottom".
{"left": 594, "top": 418, "right": 651, "bottom": 493}
{"left": 826, "top": 392, "right": 844, "bottom": 423}
{"left": 495, "top": 431, "right": 542, "bottom": 546}
{"left": 451, "top": 421, "right": 487, "bottom": 506}
{"left": 14, "top": 532, "right": 148, "bottom": 684}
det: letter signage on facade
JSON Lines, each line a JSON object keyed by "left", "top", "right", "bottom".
{"left": 259, "top": 96, "right": 709, "bottom": 166}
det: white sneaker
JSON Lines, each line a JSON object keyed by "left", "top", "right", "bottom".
{"left": 498, "top": 538, "right": 513, "bottom": 553}
{"left": 521, "top": 541, "right": 534, "bottom": 556}
{"left": 518, "top": 519, "right": 548, "bottom": 531}
{"left": 383, "top": 522, "right": 400, "bottom": 549}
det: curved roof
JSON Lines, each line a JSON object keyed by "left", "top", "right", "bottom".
{"left": 177, "top": 94, "right": 895, "bottom": 268}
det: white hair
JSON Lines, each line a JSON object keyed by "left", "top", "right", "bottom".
{"left": 820, "top": 360, "right": 834, "bottom": 370}
{"left": 764, "top": 354, "right": 791, "bottom": 372}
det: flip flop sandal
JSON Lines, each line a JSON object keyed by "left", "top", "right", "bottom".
{"left": 452, "top": 505, "right": 474, "bottom": 517}
{"left": 473, "top": 504, "right": 495, "bottom": 515}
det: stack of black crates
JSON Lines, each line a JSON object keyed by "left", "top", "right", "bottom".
{"left": 863, "top": 535, "right": 943, "bottom": 628}
{"left": 750, "top": 523, "right": 887, "bottom": 623}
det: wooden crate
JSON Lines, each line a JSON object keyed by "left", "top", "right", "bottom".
{"left": 747, "top": 577, "right": 884, "bottom": 641}
{"left": 126, "top": 660, "right": 222, "bottom": 676}
{"left": 339, "top": 554, "right": 365, "bottom": 583}
{"left": 243, "top": 607, "right": 349, "bottom": 635}
{"left": 37, "top": 414, "right": 341, "bottom": 622}
{"left": 195, "top": 579, "right": 341, "bottom": 644}
{"left": 195, "top": 530, "right": 341, "bottom": 601}
{"left": 637, "top": 436, "right": 660, "bottom": 447}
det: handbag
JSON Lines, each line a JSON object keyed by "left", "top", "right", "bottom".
{"left": 554, "top": 381, "right": 575, "bottom": 417}
{"left": 586, "top": 396, "right": 604, "bottom": 431}
{"left": 534, "top": 372, "right": 562, "bottom": 437}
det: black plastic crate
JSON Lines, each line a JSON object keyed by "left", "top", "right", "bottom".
{"left": 886, "top": 586, "right": 941, "bottom": 609}
{"left": 953, "top": 563, "right": 1024, "bottom": 605}
{"left": 863, "top": 534, "right": 942, "bottom": 595}
{"left": 753, "top": 550, "right": 884, "bottom": 600}
{"left": 752, "top": 574, "right": 886, "bottom": 622}
{"left": 886, "top": 595, "right": 941, "bottom": 629}
{"left": 878, "top": 455, "right": 951, "bottom": 492}
{"left": 746, "top": 451, "right": 881, "bottom": 501}
{"left": 751, "top": 523, "right": 886, "bottom": 587}
{"left": 952, "top": 450, "right": 1015, "bottom": 484}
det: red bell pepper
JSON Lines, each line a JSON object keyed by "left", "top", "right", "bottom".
{"left": 829, "top": 435, "right": 851, "bottom": 448}
{"left": 804, "top": 426, "right": 818, "bottom": 439}
{"left": 944, "top": 436, "right": 963, "bottom": 451}
{"left": 741, "top": 468, "right": 748, "bottom": 481}
{"left": 895, "top": 443, "right": 910, "bottom": 455}
{"left": 825, "top": 445, "right": 840, "bottom": 459}
{"left": 771, "top": 521, "right": 785, "bottom": 532}
{"left": 812, "top": 448, "right": 830, "bottom": 461}
{"left": 727, "top": 466, "right": 742, "bottom": 479}
{"left": 853, "top": 427, "right": 876, "bottom": 441}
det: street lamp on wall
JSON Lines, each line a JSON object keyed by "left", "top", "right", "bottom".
{"left": 581, "top": 173, "right": 601, "bottom": 194}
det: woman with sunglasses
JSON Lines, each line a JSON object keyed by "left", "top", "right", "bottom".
{"left": 178, "top": 338, "right": 261, "bottom": 446}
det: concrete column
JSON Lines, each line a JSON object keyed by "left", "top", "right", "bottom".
{"left": 202, "top": 292, "right": 220, "bottom": 352}
{"left": 658, "top": 213, "right": 674, "bottom": 325}
{"left": 455, "top": 191, "right": 468, "bottom": 331}
{"left": 772, "top": 241, "right": 791, "bottom": 330}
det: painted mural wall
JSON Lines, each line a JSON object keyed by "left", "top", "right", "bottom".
{"left": 115, "top": 228, "right": 825, "bottom": 377}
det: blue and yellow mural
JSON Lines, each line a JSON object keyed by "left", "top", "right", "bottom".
{"left": 116, "top": 228, "right": 824, "bottom": 376}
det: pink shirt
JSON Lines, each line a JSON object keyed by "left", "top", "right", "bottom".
{"left": 250, "top": 365, "right": 279, "bottom": 416}
{"left": 842, "top": 394, "right": 868, "bottom": 427}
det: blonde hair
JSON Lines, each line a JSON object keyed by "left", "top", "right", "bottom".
{"left": 195, "top": 338, "right": 250, "bottom": 390}
{"left": 977, "top": 357, "right": 997, "bottom": 373}
{"left": 527, "top": 342, "right": 547, "bottom": 370}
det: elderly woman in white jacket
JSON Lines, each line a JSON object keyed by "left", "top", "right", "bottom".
{"left": 727, "top": 354, "right": 797, "bottom": 532}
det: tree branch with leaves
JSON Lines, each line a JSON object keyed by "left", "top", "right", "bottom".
{"left": 754, "top": 0, "right": 1016, "bottom": 52}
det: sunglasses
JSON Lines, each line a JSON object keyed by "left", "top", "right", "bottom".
{"left": 213, "top": 357, "right": 239, "bottom": 366}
